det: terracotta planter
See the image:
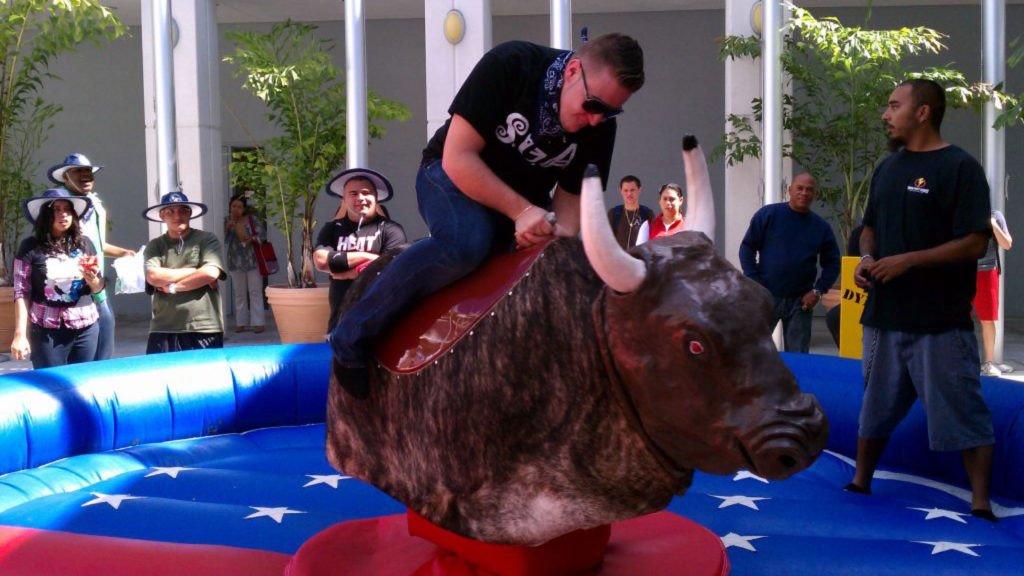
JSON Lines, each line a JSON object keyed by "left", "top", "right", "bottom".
{"left": 0, "top": 286, "right": 13, "bottom": 352}
{"left": 265, "top": 285, "right": 330, "bottom": 344}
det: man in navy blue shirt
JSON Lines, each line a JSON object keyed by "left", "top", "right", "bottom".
{"left": 739, "top": 172, "right": 841, "bottom": 353}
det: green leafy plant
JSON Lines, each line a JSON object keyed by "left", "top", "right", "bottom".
{"left": 225, "top": 21, "right": 410, "bottom": 288}
{"left": 715, "top": 1, "right": 1024, "bottom": 245}
{"left": 0, "top": 0, "right": 125, "bottom": 283}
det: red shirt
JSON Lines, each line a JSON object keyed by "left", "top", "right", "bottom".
{"left": 650, "top": 216, "right": 685, "bottom": 239}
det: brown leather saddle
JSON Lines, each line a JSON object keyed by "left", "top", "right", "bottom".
{"left": 374, "top": 240, "right": 552, "bottom": 374}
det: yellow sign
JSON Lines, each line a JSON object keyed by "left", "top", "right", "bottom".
{"left": 839, "top": 256, "right": 867, "bottom": 359}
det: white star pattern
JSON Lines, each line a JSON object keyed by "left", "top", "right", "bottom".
{"left": 303, "top": 474, "right": 351, "bottom": 488}
{"left": 913, "top": 541, "right": 983, "bottom": 557}
{"left": 711, "top": 494, "right": 770, "bottom": 510}
{"left": 81, "top": 493, "right": 144, "bottom": 510}
{"left": 145, "top": 467, "right": 194, "bottom": 479}
{"left": 721, "top": 532, "right": 765, "bottom": 552}
{"left": 733, "top": 470, "right": 769, "bottom": 484}
{"left": 244, "top": 506, "right": 307, "bottom": 524}
{"left": 908, "top": 507, "right": 969, "bottom": 524}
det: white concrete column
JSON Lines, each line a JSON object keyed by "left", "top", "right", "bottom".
{"left": 723, "top": 0, "right": 764, "bottom": 268}
{"left": 141, "top": 0, "right": 222, "bottom": 237}
{"left": 424, "top": 1, "right": 492, "bottom": 139}
{"left": 723, "top": 0, "right": 791, "bottom": 268}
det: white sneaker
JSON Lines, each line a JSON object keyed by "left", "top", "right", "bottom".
{"left": 981, "top": 362, "right": 1002, "bottom": 377}
{"left": 995, "top": 362, "right": 1014, "bottom": 374}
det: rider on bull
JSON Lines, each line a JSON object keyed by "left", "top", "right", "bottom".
{"left": 330, "top": 33, "right": 645, "bottom": 398}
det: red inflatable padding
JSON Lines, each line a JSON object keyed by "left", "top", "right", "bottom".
{"left": 407, "top": 510, "right": 610, "bottom": 576}
{"left": 0, "top": 525, "right": 291, "bottom": 576}
{"left": 288, "top": 512, "right": 729, "bottom": 576}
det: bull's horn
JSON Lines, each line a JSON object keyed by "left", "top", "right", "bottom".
{"left": 681, "top": 135, "right": 716, "bottom": 240}
{"left": 580, "top": 164, "right": 646, "bottom": 294}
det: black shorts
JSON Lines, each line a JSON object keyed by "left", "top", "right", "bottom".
{"left": 146, "top": 332, "right": 224, "bottom": 355}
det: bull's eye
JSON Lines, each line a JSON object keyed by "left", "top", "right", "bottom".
{"left": 688, "top": 340, "right": 705, "bottom": 356}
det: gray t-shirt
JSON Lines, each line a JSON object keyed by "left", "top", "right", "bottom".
{"left": 144, "top": 229, "right": 226, "bottom": 333}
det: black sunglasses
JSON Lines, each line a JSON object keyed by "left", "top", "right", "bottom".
{"left": 578, "top": 61, "right": 624, "bottom": 120}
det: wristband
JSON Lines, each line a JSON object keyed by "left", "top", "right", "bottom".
{"left": 167, "top": 282, "right": 177, "bottom": 294}
{"left": 859, "top": 254, "right": 874, "bottom": 261}
{"left": 327, "top": 250, "right": 350, "bottom": 273}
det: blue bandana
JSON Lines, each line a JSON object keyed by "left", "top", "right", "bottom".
{"left": 536, "top": 51, "right": 574, "bottom": 139}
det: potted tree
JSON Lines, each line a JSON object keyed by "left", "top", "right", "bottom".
{"left": 225, "top": 21, "right": 409, "bottom": 343}
{"left": 715, "top": 1, "right": 1024, "bottom": 245}
{"left": 0, "top": 0, "right": 124, "bottom": 350}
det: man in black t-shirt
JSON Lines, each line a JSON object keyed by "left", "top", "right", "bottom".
{"left": 329, "top": 34, "right": 645, "bottom": 398}
{"left": 314, "top": 168, "right": 407, "bottom": 324}
{"left": 846, "top": 79, "right": 996, "bottom": 521}
{"left": 607, "top": 175, "right": 654, "bottom": 249}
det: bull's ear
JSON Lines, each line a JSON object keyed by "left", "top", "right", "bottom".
{"left": 580, "top": 164, "right": 646, "bottom": 293}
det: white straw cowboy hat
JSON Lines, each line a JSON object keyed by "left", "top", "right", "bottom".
{"left": 142, "top": 191, "right": 208, "bottom": 222}
{"left": 22, "top": 188, "right": 93, "bottom": 224}
{"left": 48, "top": 153, "right": 104, "bottom": 184}
{"left": 326, "top": 167, "right": 394, "bottom": 203}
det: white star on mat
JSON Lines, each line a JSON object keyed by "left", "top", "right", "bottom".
{"left": 145, "top": 467, "right": 194, "bottom": 479}
{"left": 733, "top": 471, "right": 769, "bottom": 483}
{"left": 82, "top": 493, "right": 144, "bottom": 510}
{"left": 711, "top": 494, "right": 770, "bottom": 510}
{"left": 303, "top": 474, "right": 351, "bottom": 488}
{"left": 913, "top": 541, "right": 982, "bottom": 557}
{"left": 721, "top": 532, "right": 765, "bottom": 552}
{"left": 908, "top": 507, "right": 969, "bottom": 524}
{"left": 244, "top": 506, "right": 307, "bottom": 524}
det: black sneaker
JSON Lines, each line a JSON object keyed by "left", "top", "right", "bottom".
{"left": 333, "top": 359, "right": 370, "bottom": 400}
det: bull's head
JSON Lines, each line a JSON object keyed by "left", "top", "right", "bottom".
{"left": 581, "top": 140, "right": 827, "bottom": 481}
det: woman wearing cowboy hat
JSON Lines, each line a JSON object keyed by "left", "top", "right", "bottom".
{"left": 11, "top": 189, "right": 106, "bottom": 368}
{"left": 49, "top": 152, "right": 137, "bottom": 361}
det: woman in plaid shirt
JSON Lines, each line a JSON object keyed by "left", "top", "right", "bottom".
{"left": 10, "top": 189, "right": 105, "bottom": 369}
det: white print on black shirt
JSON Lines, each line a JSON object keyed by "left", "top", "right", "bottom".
{"left": 337, "top": 229, "right": 381, "bottom": 253}
{"left": 495, "top": 112, "right": 577, "bottom": 169}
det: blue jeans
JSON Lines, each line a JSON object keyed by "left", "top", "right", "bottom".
{"left": 28, "top": 321, "right": 99, "bottom": 369}
{"left": 330, "top": 161, "right": 508, "bottom": 367}
{"left": 95, "top": 296, "right": 115, "bottom": 360}
{"left": 772, "top": 295, "right": 813, "bottom": 353}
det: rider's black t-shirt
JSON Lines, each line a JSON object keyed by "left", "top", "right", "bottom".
{"left": 861, "top": 145, "right": 990, "bottom": 333}
{"left": 422, "top": 41, "right": 616, "bottom": 207}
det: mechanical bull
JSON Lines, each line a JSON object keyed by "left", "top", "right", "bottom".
{"left": 326, "top": 138, "right": 828, "bottom": 546}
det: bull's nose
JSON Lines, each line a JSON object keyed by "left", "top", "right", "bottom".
{"left": 743, "top": 393, "right": 829, "bottom": 480}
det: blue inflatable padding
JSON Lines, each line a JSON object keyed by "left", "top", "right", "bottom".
{"left": 1, "top": 347, "right": 1022, "bottom": 574}
{"left": 0, "top": 344, "right": 329, "bottom": 477}
{"left": 781, "top": 352, "right": 1024, "bottom": 502}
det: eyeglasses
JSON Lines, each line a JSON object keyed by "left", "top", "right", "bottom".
{"left": 578, "top": 61, "right": 624, "bottom": 120}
